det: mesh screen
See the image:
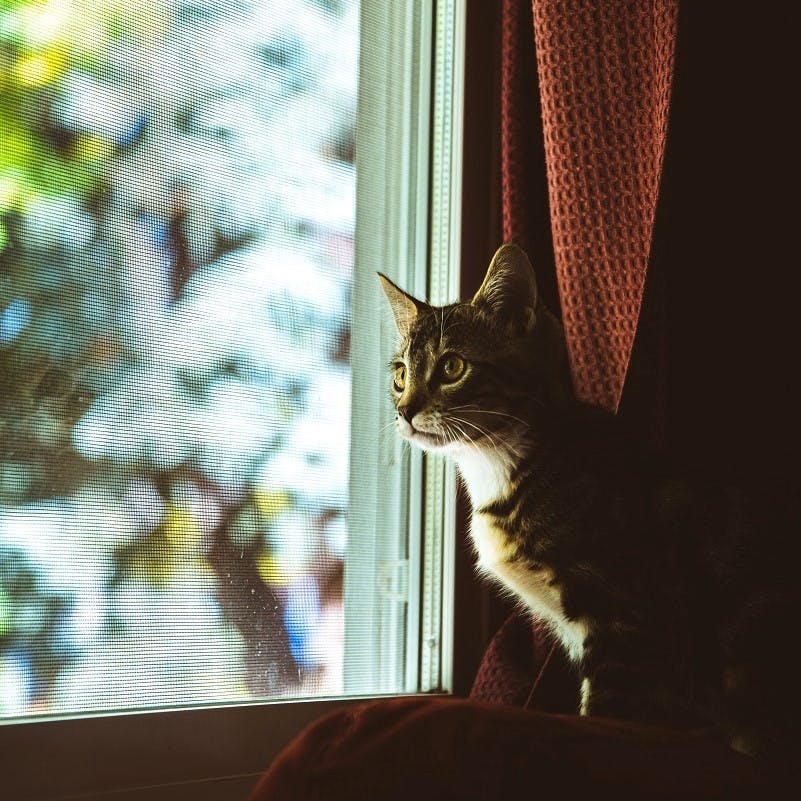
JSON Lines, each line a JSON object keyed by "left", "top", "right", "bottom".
{"left": 0, "top": 0, "right": 359, "bottom": 716}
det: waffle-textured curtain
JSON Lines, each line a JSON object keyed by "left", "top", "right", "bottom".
{"left": 502, "top": 0, "right": 679, "bottom": 413}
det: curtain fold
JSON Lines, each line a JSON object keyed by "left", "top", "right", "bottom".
{"left": 503, "top": 0, "right": 679, "bottom": 412}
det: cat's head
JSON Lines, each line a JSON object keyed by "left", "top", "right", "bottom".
{"left": 378, "top": 243, "right": 570, "bottom": 455}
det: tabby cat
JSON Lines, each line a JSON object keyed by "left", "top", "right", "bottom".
{"left": 379, "top": 243, "right": 800, "bottom": 769}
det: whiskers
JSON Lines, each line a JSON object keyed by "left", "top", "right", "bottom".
{"left": 441, "top": 408, "right": 525, "bottom": 477}
{"left": 447, "top": 403, "right": 532, "bottom": 430}
{"left": 437, "top": 409, "right": 528, "bottom": 507}
{"left": 378, "top": 415, "right": 411, "bottom": 456}
{"left": 378, "top": 402, "right": 528, "bottom": 470}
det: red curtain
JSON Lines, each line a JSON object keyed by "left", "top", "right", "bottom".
{"left": 502, "top": 0, "right": 679, "bottom": 413}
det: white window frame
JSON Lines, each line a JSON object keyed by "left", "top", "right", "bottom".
{"left": 0, "top": 1, "right": 466, "bottom": 797}
{"left": 346, "top": 0, "right": 464, "bottom": 698}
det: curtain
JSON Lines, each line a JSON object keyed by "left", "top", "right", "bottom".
{"left": 475, "top": 0, "right": 680, "bottom": 715}
{"left": 502, "top": 0, "right": 679, "bottom": 413}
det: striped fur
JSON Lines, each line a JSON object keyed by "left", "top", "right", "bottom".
{"left": 379, "top": 244, "right": 801, "bottom": 770}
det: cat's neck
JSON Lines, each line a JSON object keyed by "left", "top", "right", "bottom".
{"left": 449, "top": 441, "right": 523, "bottom": 510}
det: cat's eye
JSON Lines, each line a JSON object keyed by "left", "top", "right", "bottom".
{"left": 392, "top": 363, "right": 407, "bottom": 392}
{"left": 440, "top": 354, "right": 466, "bottom": 382}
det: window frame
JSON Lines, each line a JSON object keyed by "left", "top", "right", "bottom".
{"left": 0, "top": 1, "right": 507, "bottom": 798}
{"left": 0, "top": 699, "right": 366, "bottom": 800}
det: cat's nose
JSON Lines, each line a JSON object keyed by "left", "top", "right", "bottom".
{"left": 397, "top": 404, "right": 416, "bottom": 424}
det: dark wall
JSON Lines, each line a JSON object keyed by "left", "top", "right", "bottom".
{"left": 656, "top": 2, "right": 799, "bottom": 473}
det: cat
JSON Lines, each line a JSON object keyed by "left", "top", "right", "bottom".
{"left": 379, "top": 243, "right": 801, "bottom": 770}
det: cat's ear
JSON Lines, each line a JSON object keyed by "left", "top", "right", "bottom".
{"left": 471, "top": 243, "right": 539, "bottom": 328}
{"left": 377, "top": 273, "right": 425, "bottom": 338}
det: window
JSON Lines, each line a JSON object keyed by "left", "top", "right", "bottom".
{"left": 1, "top": 0, "right": 465, "bottom": 796}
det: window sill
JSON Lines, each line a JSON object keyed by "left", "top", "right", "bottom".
{"left": 2, "top": 695, "right": 443, "bottom": 801}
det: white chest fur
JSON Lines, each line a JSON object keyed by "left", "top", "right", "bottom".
{"left": 452, "top": 445, "right": 586, "bottom": 663}
{"left": 470, "top": 513, "right": 586, "bottom": 662}
{"left": 450, "top": 445, "right": 513, "bottom": 511}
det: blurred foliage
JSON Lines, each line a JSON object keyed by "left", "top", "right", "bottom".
{"left": 0, "top": 349, "right": 94, "bottom": 503}
{"left": 0, "top": 545, "right": 75, "bottom": 707}
{"left": 1, "top": 0, "right": 168, "bottom": 231}
{"left": 1, "top": 0, "right": 355, "bottom": 714}
{"left": 111, "top": 498, "right": 217, "bottom": 592}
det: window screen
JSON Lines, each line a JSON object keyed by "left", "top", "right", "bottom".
{"left": 1, "top": 0, "right": 361, "bottom": 717}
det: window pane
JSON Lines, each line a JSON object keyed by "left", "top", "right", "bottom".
{"left": 1, "top": 0, "right": 362, "bottom": 717}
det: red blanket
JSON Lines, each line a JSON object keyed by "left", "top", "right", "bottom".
{"left": 249, "top": 696, "right": 769, "bottom": 800}
{"left": 250, "top": 616, "right": 778, "bottom": 800}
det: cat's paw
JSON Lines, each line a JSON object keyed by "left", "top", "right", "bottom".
{"left": 580, "top": 677, "right": 591, "bottom": 716}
